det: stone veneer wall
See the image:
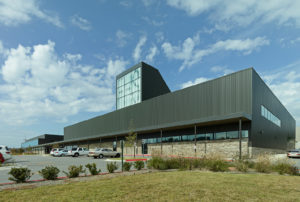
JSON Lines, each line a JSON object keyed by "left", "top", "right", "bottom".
{"left": 148, "top": 139, "right": 249, "bottom": 158}
{"left": 76, "top": 139, "right": 249, "bottom": 158}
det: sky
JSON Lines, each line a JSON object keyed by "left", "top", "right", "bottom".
{"left": 0, "top": 0, "right": 299, "bottom": 147}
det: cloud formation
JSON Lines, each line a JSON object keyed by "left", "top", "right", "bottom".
{"left": 0, "top": 0, "right": 63, "bottom": 27}
{"left": 0, "top": 40, "right": 128, "bottom": 125}
{"left": 262, "top": 63, "right": 300, "bottom": 125}
{"left": 162, "top": 35, "right": 269, "bottom": 71}
{"left": 181, "top": 77, "right": 209, "bottom": 89}
{"left": 166, "top": 0, "right": 300, "bottom": 28}
{"left": 133, "top": 36, "right": 147, "bottom": 62}
{"left": 70, "top": 15, "right": 92, "bottom": 31}
{"left": 145, "top": 45, "right": 158, "bottom": 63}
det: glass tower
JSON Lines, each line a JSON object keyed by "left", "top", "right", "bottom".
{"left": 116, "top": 67, "right": 141, "bottom": 109}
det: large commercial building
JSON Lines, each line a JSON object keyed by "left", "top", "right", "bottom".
{"left": 21, "top": 134, "right": 63, "bottom": 154}
{"left": 27, "top": 62, "right": 296, "bottom": 157}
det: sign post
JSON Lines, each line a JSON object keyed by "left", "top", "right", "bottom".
{"left": 121, "top": 140, "right": 124, "bottom": 172}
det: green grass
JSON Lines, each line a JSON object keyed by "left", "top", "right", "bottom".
{"left": 1, "top": 171, "right": 300, "bottom": 201}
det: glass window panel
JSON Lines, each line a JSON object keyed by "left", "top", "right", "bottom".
{"left": 124, "top": 94, "right": 132, "bottom": 107}
{"left": 227, "top": 131, "right": 238, "bottom": 139}
{"left": 261, "top": 105, "right": 264, "bottom": 116}
{"left": 182, "top": 135, "right": 194, "bottom": 141}
{"left": 117, "top": 86, "right": 124, "bottom": 98}
{"left": 124, "top": 82, "right": 132, "bottom": 95}
{"left": 125, "top": 73, "right": 131, "bottom": 84}
{"left": 242, "top": 130, "right": 249, "bottom": 138}
{"left": 135, "top": 68, "right": 141, "bottom": 79}
{"left": 206, "top": 133, "right": 213, "bottom": 140}
{"left": 132, "top": 79, "right": 140, "bottom": 92}
{"left": 196, "top": 134, "right": 206, "bottom": 141}
{"left": 215, "top": 132, "right": 226, "bottom": 140}
{"left": 173, "top": 136, "right": 181, "bottom": 142}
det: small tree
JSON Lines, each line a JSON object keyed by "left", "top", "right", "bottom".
{"left": 125, "top": 119, "right": 137, "bottom": 158}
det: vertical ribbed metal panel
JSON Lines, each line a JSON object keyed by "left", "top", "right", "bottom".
{"left": 64, "top": 68, "right": 253, "bottom": 140}
{"left": 251, "top": 70, "right": 295, "bottom": 150}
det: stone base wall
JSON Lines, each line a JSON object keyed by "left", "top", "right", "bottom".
{"left": 76, "top": 139, "right": 249, "bottom": 158}
{"left": 148, "top": 139, "right": 248, "bottom": 158}
{"left": 249, "top": 147, "right": 286, "bottom": 157}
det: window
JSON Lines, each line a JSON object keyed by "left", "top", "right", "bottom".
{"left": 261, "top": 105, "right": 281, "bottom": 127}
{"left": 182, "top": 135, "right": 195, "bottom": 141}
{"left": 195, "top": 134, "right": 206, "bottom": 141}
{"left": 116, "top": 67, "right": 141, "bottom": 109}
{"left": 215, "top": 132, "right": 226, "bottom": 140}
{"left": 226, "top": 131, "right": 238, "bottom": 139}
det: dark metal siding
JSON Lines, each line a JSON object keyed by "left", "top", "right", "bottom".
{"left": 251, "top": 70, "right": 296, "bottom": 150}
{"left": 64, "top": 68, "right": 253, "bottom": 141}
{"left": 141, "top": 62, "right": 170, "bottom": 101}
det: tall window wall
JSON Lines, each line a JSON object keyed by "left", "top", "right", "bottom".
{"left": 117, "top": 68, "right": 141, "bottom": 109}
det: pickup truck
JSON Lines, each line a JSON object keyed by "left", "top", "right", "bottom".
{"left": 67, "top": 147, "right": 89, "bottom": 157}
{"left": 88, "top": 148, "right": 120, "bottom": 159}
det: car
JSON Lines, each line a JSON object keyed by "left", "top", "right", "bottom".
{"left": 67, "top": 147, "right": 89, "bottom": 157}
{"left": 287, "top": 149, "right": 300, "bottom": 158}
{"left": 53, "top": 149, "right": 68, "bottom": 157}
{"left": 50, "top": 148, "right": 60, "bottom": 156}
{"left": 88, "top": 148, "right": 120, "bottom": 159}
{"left": 0, "top": 145, "right": 12, "bottom": 162}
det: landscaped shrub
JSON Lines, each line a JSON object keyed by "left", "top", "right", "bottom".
{"left": 39, "top": 166, "right": 60, "bottom": 180}
{"left": 273, "top": 160, "right": 299, "bottom": 175}
{"left": 207, "top": 159, "right": 229, "bottom": 172}
{"left": 85, "top": 163, "right": 101, "bottom": 175}
{"left": 8, "top": 167, "right": 32, "bottom": 183}
{"left": 123, "top": 162, "right": 132, "bottom": 171}
{"left": 107, "top": 162, "right": 119, "bottom": 173}
{"left": 147, "top": 156, "right": 167, "bottom": 170}
{"left": 134, "top": 161, "right": 145, "bottom": 170}
{"left": 235, "top": 161, "right": 249, "bottom": 172}
{"left": 254, "top": 155, "right": 272, "bottom": 173}
{"left": 63, "top": 165, "right": 85, "bottom": 178}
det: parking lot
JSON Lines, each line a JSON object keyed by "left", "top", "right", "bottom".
{"left": 0, "top": 155, "right": 122, "bottom": 183}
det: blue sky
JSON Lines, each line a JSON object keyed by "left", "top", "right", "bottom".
{"left": 0, "top": 0, "right": 299, "bottom": 147}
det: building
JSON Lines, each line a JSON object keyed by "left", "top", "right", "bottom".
{"left": 21, "top": 134, "right": 63, "bottom": 154}
{"left": 296, "top": 127, "right": 300, "bottom": 148}
{"left": 31, "top": 62, "right": 296, "bottom": 157}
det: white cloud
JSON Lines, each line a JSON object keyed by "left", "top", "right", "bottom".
{"left": 70, "top": 15, "right": 91, "bottom": 31}
{"left": 116, "top": 30, "right": 131, "bottom": 47}
{"left": 211, "top": 66, "right": 233, "bottom": 75}
{"left": 142, "top": 0, "right": 154, "bottom": 7}
{"left": 142, "top": 16, "right": 164, "bottom": 26}
{"left": 133, "top": 36, "right": 147, "bottom": 62}
{"left": 155, "top": 32, "right": 164, "bottom": 43}
{"left": 181, "top": 77, "right": 209, "bottom": 89}
{"left": 262, "top": 65, "right": 300, "bottom": 126}
{"left": 145, "top": 45, "right": 158, "bottom": 63}
{"left": 0, "top": 0, "right": 63, "bottom": 27}
{"left": 162, "top": 35, "right": 269, "bottom": 71}
{"left": 0, "top": 40, "right": 8, "bottom": 56}
{"left": 0, "top": 41, "right": 128, "bottom": 125}
{"left": 166, "top": 0, "right": 300, "bottom": 28}
{"left": 290, "top": 37, "right": 300, "bottom": 44}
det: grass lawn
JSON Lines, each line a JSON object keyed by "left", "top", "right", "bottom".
{"left": 1, "top": 171, "right": 300, "bottom": 201}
